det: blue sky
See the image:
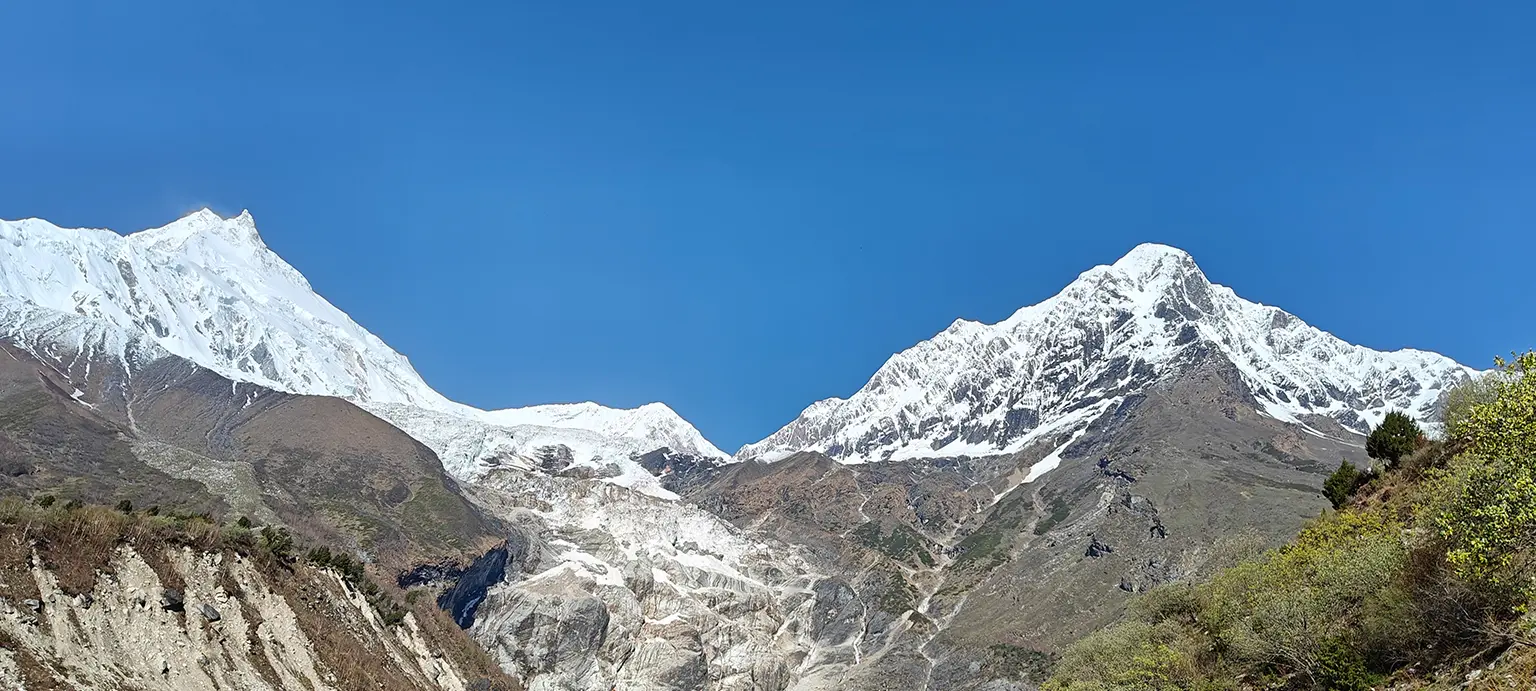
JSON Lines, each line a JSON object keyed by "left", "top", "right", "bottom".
{"left": 2, "top": 2, "right": 1533, "bottom": 451}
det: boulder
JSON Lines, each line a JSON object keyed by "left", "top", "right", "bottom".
{"left": 162, "top": 588, "right": 185, "bottom": 612}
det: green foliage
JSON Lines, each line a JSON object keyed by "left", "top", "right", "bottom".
{"left": 1313, "top": 637, "right": 1380, "bottom": 691}
{"left": 115, "top": 499, "right": 133, "bottom": 513}
{"left": 988, "top": 644, "right": 1056, "bottom": 684}
{"left": 1429, "top": 352, "right": 1536, "bottom": 592}
{"left": 235, "top": 515, "right": 253, "bottom": 529}
{"left": 1447, "top": 352, "right": 1536, "bottom": 459}
{"left": 1441, "top": 373, "right": 1502, "bottom": 438}
{"left": 1366, "top": 411, "right": 1422, "bottom": 464}
{"left": 1427, "top": 453, "right": 1536, "bottom": 590}
{"left": 1208, "top": 512, "right": 1407, "bottom": 671}
{"left": 953, "top": 528, "right": 1005, "bottom": 568}
{"left": 34, "top": 494, "right": 55, "bottom": 508}
{"left": 1323, "top": 459, "right": 1368, "bottom": 509}
{"left": 1049, "top": 509, "right": 1417, "bottom": 689}
{"left": 221, "top": 524, "right": 254, "bottom": 550}
{"left": 1043, "top": 620, "right": 1227, "bottom": 691}
{"left": 306, "top": 545, "right": 334, "bottom": 566}
{"left": 851, "top": 522, "right": 936, "bottom": 566}
{"left": 259, "top": 526, "right": 295, "bottom": 562}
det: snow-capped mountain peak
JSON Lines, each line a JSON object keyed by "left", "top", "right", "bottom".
{"left": 739, "top": 243, "right": 1477, "bottom": 464}
{"left": 137, "top": 208, "right": 266, "bottom": 251}
{"left": 0, "top": 210, "right": 727, "bottom": 496}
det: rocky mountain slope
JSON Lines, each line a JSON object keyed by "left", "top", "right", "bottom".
{"left": 690, "top": 245, "right": 1482, "bottom": 689}
{"left": 740, "top": 244, "right": 1475, "bottom": 463}
{"left": 0, "top": 501, "right": 517, "bottom": 690}
{"left": 0, "top": 210, "right": 726, "bottom": 497}
{"left": 0, "top": 333, "right": 502, "bottom": 569}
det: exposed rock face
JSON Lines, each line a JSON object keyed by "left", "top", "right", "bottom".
{"left": 440, "top": 545, "right": 512, "bottom": 629}
{"left": 0, "top": 544, "right": 494, "bottom": 690}
{"left": 460, "top": 474, "right": 818, "bottom": 691}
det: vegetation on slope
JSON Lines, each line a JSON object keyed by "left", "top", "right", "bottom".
{"left": 1045, "top": 352, "right": 1536, "bottom": 690}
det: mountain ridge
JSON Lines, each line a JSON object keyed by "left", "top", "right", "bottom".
{"left": 0, "top": 209, "right": 1475, "bottom": 483}
{"left": 739, "top": 242, "right": 1476, "bottom": 463}
{"left": 0, "top": 209, "right": 726, "bottom": 498}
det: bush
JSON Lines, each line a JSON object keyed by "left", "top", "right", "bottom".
{"left": 1447, "top": 352, "right": 1536, "bottom": 459}
{"left": 259, "top": 526, "right": 296, "bottom": 563}
{"left": 1314, "top": 637, "right": 1379, "bottom": 691}
{"left": 1043, "top": 620, "right": 1223, "bottom": 691}
{"left": 1426, "top": 453, "right": 1536, "bottom": 592}
{"left": 236, "top": 515, "right": 252, "bottom": 529}
{"left": 306, "top": 545, "right": 333, "bottom": 566}
{"left": 1367, "top": 411, "right": 1423, "bottom": 465}
{"left": 1430, "top": 352, "right": 1536, "bottom": 592}
{"left": 115, "top": 499, "right": 134, "bottom": 513}
{"left": 1323, "top": 459, "right": 1371, "bottom": 509}
{"left": 1442, "top": 373, "right": 1502, "bottom": 437}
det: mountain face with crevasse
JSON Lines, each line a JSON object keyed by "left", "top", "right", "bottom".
{"left": 0, "top": 210, "right": 1483, "bottom": 691}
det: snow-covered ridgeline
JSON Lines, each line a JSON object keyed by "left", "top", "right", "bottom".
{"left": 740, "top": 244, "right": 1478, "bottom": 464}
{"left": 0, "top": 210, "right": 726, "bottom": 496}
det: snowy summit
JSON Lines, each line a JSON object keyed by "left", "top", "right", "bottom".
{"left": 739, "top": 243, "right": 1478, "bottom": 464}
{"left": 0, "top": 209, "right": 727, "bottom": 497}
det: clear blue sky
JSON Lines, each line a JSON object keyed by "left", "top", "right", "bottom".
{"left": 3, "top": 2, "right": 1533, "bottom": 451}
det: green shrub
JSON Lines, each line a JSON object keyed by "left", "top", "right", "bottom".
{"left": 1367, "top": 411, "right": 1422, "bottom": 465}
{"left": 259, "top": 526, "right": 296, "bottom": 562}
{"left": 115, "top": 499, "right": 134, "bottom": 513}
{"left": 1426, "top": 453, "right": 1536, "bottom": 592}
{"left": 1442, "top": 373, "right": 1502, "bottom": 437}
{"left": 306, "top": 545, "right": 333, "bottom": 566}
{"left": 1043, "top": 620, "right": 1224, "bottom": 691}
{"left": 1430, "top": 352, "right": 1536, "bottom": 592}
{"left": 1313, "top": 637, "right": 1379, "bottom": 691}
{"left": 1323, "top": 459, "right": 1369, "bottom": 509}
{"left": 1448, "top": 352, "right": 1536, "bottom": 459}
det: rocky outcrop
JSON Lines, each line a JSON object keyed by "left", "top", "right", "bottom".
{"left": 456, "top": 471, "right": 877, "bottom": 691}
{"left": 0, "top": 543, "right": 510, "bottom": 690}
